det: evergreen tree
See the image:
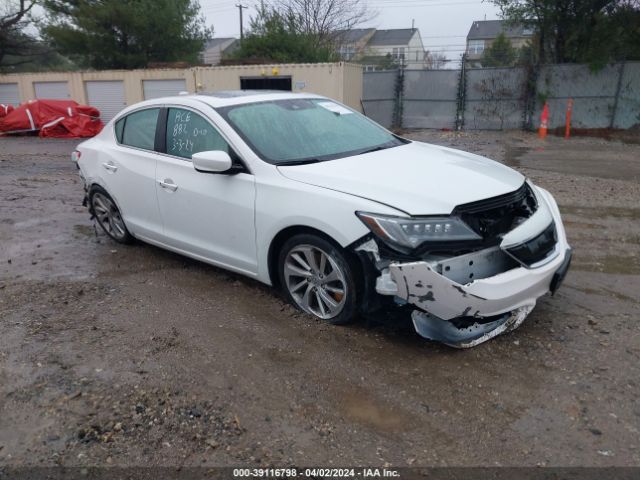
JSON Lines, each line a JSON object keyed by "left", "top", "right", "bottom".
{"left": 41, "top": 0, "right": 212, "bottom": 69}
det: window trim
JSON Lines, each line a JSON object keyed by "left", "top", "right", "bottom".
{"left": 111, "top": 103, "right": 250, "bottom": 174}
{"left": 113, "top": 106, "right": 162, "bottom": 154}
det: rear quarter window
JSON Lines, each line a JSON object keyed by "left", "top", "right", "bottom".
{"left": 114, "top": 117, "right": 125, "bottom": 143}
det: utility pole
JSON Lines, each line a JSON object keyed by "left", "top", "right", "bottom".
{"left": 236, "top": 4, "right": 248, "bottom": 41}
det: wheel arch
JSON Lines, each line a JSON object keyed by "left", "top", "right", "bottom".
{"left": 87, "top": 181, "right": 126, "bottom": 219}
{"left": 267, "top": 225, "right": 362, "bottom": 290}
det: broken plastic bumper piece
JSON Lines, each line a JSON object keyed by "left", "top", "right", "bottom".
{"left": 411, "top": 305, "right": 534, "bottom": 349}
{"left": 383, "top": 187, "right": 571, "bottom": 347}
{"left": 389, "top": 246, "right": 570, "bottom": 347}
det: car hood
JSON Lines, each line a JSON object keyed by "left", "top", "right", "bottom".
{"left": 276, "top": 141, "right": 525, "bottom": 215}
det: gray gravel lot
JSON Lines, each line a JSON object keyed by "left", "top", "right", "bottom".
{"left": 0, "top": 130, "right": 639, "bottom": 468}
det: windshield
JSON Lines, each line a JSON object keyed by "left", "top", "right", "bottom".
{"left": 217, "top": 98, "right": 407, "bottom": 164}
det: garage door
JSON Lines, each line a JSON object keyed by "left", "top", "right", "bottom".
{"left": 34, "top": 81, "right": 70, "bottom": 100}
{"left": 85, "top": 80, "right": 127, "bottom": 122}
{"left": 0, "top": 83, "right": 21, "bottom": 107}
{"left": 143, "top": 79, "right": 187, "bottom": 100}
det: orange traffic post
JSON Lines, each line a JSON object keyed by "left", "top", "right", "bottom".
{"left": 565, "top": 98, "right": 574, "bottom": 139}
{"left": 538, "top": 102, "right": 549, "bottom": 139}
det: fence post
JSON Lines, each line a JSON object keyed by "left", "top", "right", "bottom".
{"left": 610, "top": 62, "right": 625, "bottom": 129}
{"left": 392, "top": 66, "right": 405, "bottom": 130}
{"left": 522, "top": 62, "right": 539, "bottom": 131}
{"left": 455, "top": 54, "right": 467, "bottom": 130}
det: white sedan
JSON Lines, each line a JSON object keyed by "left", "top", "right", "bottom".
{"left": 73, "top": 91, "right": 572, "bottom": 348}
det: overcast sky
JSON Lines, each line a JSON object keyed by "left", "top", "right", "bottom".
{"left": 201, "top": 0, "right": 502, "bottom": 62}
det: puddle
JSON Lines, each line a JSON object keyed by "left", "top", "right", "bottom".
{"left": 503, "top": 145, "right": 529, "bottom": 167}
{"left": 339, "top": 391, "right": 413, "bottom": 433}
{"left": 73, "top": 224, "right": 96, "bottom": 237}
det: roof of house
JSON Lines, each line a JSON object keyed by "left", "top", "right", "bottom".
{"left": 368, "top": 28, "right": 417, "bottom": 46}
{"left": 467, "top": 20, "right": 533, "bottom": 40}
{"left": 204, "top": 38, "right": 238, "bottom": 50}
{"left": 334, "top": 28, "right": 376, "bottom": 44}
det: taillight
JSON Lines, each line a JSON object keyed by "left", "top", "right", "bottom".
{"left": 71, "top": 150, "right": 81, "bottom": 163}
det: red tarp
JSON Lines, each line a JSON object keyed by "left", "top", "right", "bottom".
{"left": 0, "top": 104, "right": 14, "bottom": 118}
{"left": 0, "top": 99, "right": 104, "bottom": 138}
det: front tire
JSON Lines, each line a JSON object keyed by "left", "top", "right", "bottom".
{"left": 278, "top": 234, "right": 358, "bottom": 325}
{"left": 89, "top": 186, "right": 134, "bottom": 244}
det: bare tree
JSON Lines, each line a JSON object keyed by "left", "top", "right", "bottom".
{"left": 425, "top": 50, "right": 448, "bottom": 69}
{"left": 0, "top": 0, "right": 43, "bottom": 68}
{"left": 272, "top": 0, "right": 375, "bottom": 47}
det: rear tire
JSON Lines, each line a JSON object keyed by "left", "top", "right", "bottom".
{"left": 89, "top": 185, "right": 134, "bottom": 244}
{"left": 278, "top": 234, "right": 358, "bottom": 325}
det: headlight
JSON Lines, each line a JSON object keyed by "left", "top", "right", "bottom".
{"left": 356, "top": 212, "right": 481, "bottom": 250}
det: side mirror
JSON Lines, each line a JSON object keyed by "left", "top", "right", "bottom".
{"left": 192, "top": 150, "right": 232, "bottom": 173}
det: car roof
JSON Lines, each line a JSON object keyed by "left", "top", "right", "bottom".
{"left": 154, "top": 90, "right": 325, "bottom": 109}
{"left": 110, "top": 90, "right": 329, "bottom": 123}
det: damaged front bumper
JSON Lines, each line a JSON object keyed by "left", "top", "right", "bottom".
{"left": 365, "top": 186, "right": 572, "bottom": 348}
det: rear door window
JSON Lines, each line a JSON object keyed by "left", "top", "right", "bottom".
{"left": 120, "top": 108, "right": 159, "bottom": 151}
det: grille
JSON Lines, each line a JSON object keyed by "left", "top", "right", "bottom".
{"left": 452, "top": 182, "right": 538, "bottom": 241}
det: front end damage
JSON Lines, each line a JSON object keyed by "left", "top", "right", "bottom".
{"left": 354, "top": 182, "right": 572, "bottom": 348}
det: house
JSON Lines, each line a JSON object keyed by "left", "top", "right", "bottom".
{"left": 334, "top": 28, "right": 376, "bottom": 61}
{"left": 202, "top": 38, "right": 239, "bottom": 66}
{"left": 364, "top": 28, "right": 426, "bottom": 70}
{"left": 334, "top": 28, "right": 426, "bottom": 70}
{"left": 466, "top": 20, "right": 533, "bottom": 64}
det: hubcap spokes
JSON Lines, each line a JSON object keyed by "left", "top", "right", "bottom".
{"left": 284, "top": 245, "right": 347, "bottom": 320}
{"left": 93, "top": 193, "right": 126, "bottom": 240}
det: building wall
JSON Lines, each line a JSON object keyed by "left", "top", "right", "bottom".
{"left": 194, "top": 63, "right": 363, "bottom": 111}
{"left": 365, "top": 33, "right": 425, "bottom": 70}
{"left": 341, "top": 62, "right": 365, "bottom": 111}
{"left": 0, "top": 62, "right": 364, "bottom": 116}
{"left": 407, "top": 33, "right": 426, "bottom": 69}
{"left": 202, "top": 48, "right": 223, "bottom": 66}
{"left": 338, "top": 31, "right": 376, "bottom": 61}
{"left": 466, "top": 36, "right": 532, "bottom": 62}
{"left": 202, "top": 40, "right": 238, "bottom": 66}
{"left": 0, "top": 69, "right": 195, "bottom": 107}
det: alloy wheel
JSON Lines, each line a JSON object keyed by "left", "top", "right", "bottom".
{"left": 284, "top": 244, "right": 348, "bottom": 320}
{"left": 92, "top": 192, "right": 127, "bottom": 241}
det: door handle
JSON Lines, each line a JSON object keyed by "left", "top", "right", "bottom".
{"left": 102, "top": 162, "right": 118, "bottom": 172}
{"left": 158, "top": 179, "right": 178, "bottom": 192}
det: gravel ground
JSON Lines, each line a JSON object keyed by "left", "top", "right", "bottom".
{"left": 0, "top": 131, "right": 639, "bottom": 469}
